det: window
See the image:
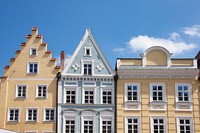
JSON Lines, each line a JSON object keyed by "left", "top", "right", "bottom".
{"left": 84, "top": 64, "right": 92, "bottom": 75}
{"left": 126, "top": 117, "right": 140, "bottom": 133}
{"left": 30, "top": 48, "right": 37, "bottom": 56}
{"left": 176, "top": 84, "right": 191, "bottom": 102}
{"left": 66, "top": 89, "right": 76, "bottom": 104}
{"left": 152, "top": 85, "right": 163, "bottom": 101}
{"left": 85, "top": 90, "right": 94, "bottom": 104}
{"left": 65, "top": 120, "right": 75, "bottom": 133}
{"left": 44, "top": 108, "right": 55, "bottom": 122}
{"left": 36, "top": 85, "right": 47, "bottom": 98}
{"left": 102, "top": 90, "right": 112, "bottom": 104}
{"left": 84, "top": 47, "right": 92, "bottom": 56}
{"left": 151, "top": 117, "right": 166, "bottom": 133}
{"left": 102, "top": 120, "right": 112, "bottom": 133}
{"left": 16, "top": 85, "right": 27, "bottom": 98}
{"left": 25, "top": 131, "right": 37, "bottom": 133}
{"left": 8, "top": 108, "right": 20, "bottom": 122}
{"left": 28, "top": 62, "right": 38, "bottom": 74}
{"left": 84, "top": 120, "right": 93, "bottom": 133}
{"left": 177, "top": 117, "right": 193, "bottom": 133}
{"left": 26, "top": 108, "right": 38, "bottom": 122}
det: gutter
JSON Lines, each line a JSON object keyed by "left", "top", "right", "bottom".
{"left": 56, "top": 72, "right": 61, "bottom": 133}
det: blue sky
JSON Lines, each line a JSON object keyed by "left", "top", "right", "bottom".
{"left": 0, "top": 0, "right": 200, "bottom": 75}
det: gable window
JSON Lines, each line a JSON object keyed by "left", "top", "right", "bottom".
{"left": 28, "top": 62, "right": 38, "bottom": 74}
{"left": 151, "top": 117, "right": 166, "bottom": 133}
{"left": 8, "top": 108, "right": 20, "bottom": 122}
{"left": 44, "top": 108, "right": 55, "bottom": 122}
{"left": 125, "top": 117, "right": 140, "bottom": 133}
{"left": 84, "top": 47, "right": 92, "bottom": 56}
{"left": 26, "top": 108, "right": 38, "bottom": 122}
{"left": 16, "top": 85, "right": 27, "bottom": 98}
{"left": 84, "top": 120, "right": 93, "bottom": 133}
{"left": 124, "top": 83, "right": 140, "bottom": 110}
{"left": 177, "top": 117, "right": 193, "bottom": 133}
{"left": 30, "top": 48, "right": 37, "bottom": 56}
{"left": 175, "top": 83, "right": 192, "bottom": 111}
{"left": 66, "top": 88, "right": 76, "bottom": 104}
{"left": 65, "top": 120, "right": 75, "bottom": 133}
{"left": 84, "top": 64, "right": 92, "bottom": 75}
{"left": 150, "top": 83, "right": 166, "bottom": 110}
{"left": 36, "top": 85, "right": 47, "bottom": 98}
{"left": 102, "top": 90, "right": 112, "bottom": 104}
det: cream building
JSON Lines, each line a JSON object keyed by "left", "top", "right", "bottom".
{"left": 0, "top": 28, "right": 60, "bottom": 133}
{"left": 116, "top": 46, "right": 200, "bottom": 133}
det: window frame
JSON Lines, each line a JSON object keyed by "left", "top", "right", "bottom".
{"left": 101, "top": 88, "right": 113, "bottom": 104}
{"left": 43, "top": 108, "right": 56, "bottom": 122}
{"left": 30, "top": 47, "right": 38, "bottom": 56}
{"left": 175, "top": 83, "right": 192, "bottom": 103}
{"left": 7, "top": 107, "right": 20, "bottom": 122}
{"left": 82, "top": 118, "right": 94, "bottom": 133}
{"left": 36, "top": 85, "right": 48, "bottom": 99}
{"left": 84, "top": 47, "right": 92, "bottom": 56}
{"left": 26, "top": 108, "right": 38, "bottom": 122}
{"left": 124, "top": 83, "right": 140, "bottom": 102}
{"left": 65, "top": 88, "right": 77, "bottom": 104}
{"left": 81, "top": 60, "right": 94, "bottom": 76}
{"left": 150, "top": 116, "right": 166, "bottom": 133}
{"left": 176, "top": 117, "right": 193, "bottom": 133}
{"left": 27, "top": 62, "right": 39, "bottom": 74}
{"left": 125, "top": 116, "right": 140, "bottom": 133}
{"left": 83, "top": 88, "right": 95, "bottom": 104}
{"left": 15, "top": 84, "right": 27, "bottom": 99}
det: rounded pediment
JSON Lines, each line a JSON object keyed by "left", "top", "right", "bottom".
{"left": 141, "top": 46, "right": 172, "bottom": 66}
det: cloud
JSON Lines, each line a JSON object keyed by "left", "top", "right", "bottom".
{"left": 169, "top": 32, "right": 181, "bottom": 41}
{"left": 128, "top": 35, "right": 196, "bottom": 55}
{"left": 183, "top": 25, "right": 200, "bottom": 37}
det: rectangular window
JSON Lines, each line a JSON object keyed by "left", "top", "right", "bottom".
{"left": 102, "top": 120, "right": 112, "bottom": 133}
{"left": 84, "top": 47, "right": 92, "bottom": 56}
{"left": 177, "top": 117, "right": 193, "bottom": 133}
{"left": 66, "top": 89, "right": 76, "bottom": 104}
{"left": 44, "top": 108, "right": 55, "bottom": 122}
{"left": 37, "top": 85, "right": 47, "bottom": 98}
{"left": 65, "top": 120, "right": 75, "bottom": 133}
{"left": 151, "top": 117, "right": 166, "bottom": 133}
{"left": 84, "top": 64, "right": 92, "bottom": 75}
{"left": 16, "top": 85, "right": 27, "bottom": 98}
{"left": 84, "top": 120, "right": 93, "bottom": 133}
{"left": 30, "top": 48, "right": 37, "bottom": 56}
{"left": 8, "top": 108, "right": 19, "bottom": 122}
{"left": 28, "top": 62, "right": 38, "bottom": 74}
{"left": 85, "top": 90, "right": 94, "bottom": 104}
{"left": 125, "top": 83, "right": 140, "bottom": 102}
{"left": 26, "top": 108, "right": 38, "bottom": 122}
{"left": 126, "top": 117, "right": 139, "bottom": 133}
{"left": 102, "top": 91, "right": 112, "bottom": 104}
{"left": 176, "top": 84, "right": 191, "bottom": 102}
{"left": 152, "top": 85, "right": 163, "bottom": 101}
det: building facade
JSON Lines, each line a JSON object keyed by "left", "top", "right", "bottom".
{"left": 0, "top": 28, "right": 60, "bottom": 133}
{"left": 57, "top": 29, "right": 115, "bottom": 133}
{"left": 116, "top": 46, "right": 200, "bottom": 133}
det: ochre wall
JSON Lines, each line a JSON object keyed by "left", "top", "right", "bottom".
{"left": 146, "top": 50, "right": 167, "bottom": 66}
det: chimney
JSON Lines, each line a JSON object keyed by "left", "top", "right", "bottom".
{"left": 60, "top": 51, "right": 66, "bottom": 70}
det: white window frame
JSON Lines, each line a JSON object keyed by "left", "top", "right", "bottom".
{"left": 65, "top": 87, "right": 77, "bottom": 104}
{"left": 30, "top": 47, "right": 38, "bottom": 56}
{"left": 25, "top": 131, "right": 38, "bottom": 133}
{"left": 43, "top": 108, "right": 55, "bottom": 122}
{"left": 36, "top": 85, "right": 48, "bottom": 99}
{"left": 26, "top": 108, "right": 38, "bottom": 122}
{"left": 16, "top": 84, "right": 27, "bottom": 99}
{"left": 125, "top": 116, "right": 140, "bottom": 133}
{"left": 124, "top": 83, "right": 140, "bottom": 110}
{"left": 101, "top": 88, "right": 113, "bottom": 104}
{"left": 82, "top": 87, "right": 96, "bottom": 104}
{"left": 176, "top": 117, "right": 193, "bottom": 133}
{"left": 42, "top": 131, "right": 55, "bottom": 133}
{"left": 81, "top": 60, "right": 94, "bottom": 76}
{"left": 150, "top": 116, "right": 166, "bottom": 133}
{"left": 100, "top": 115, "right": 114, "bottom": 133}
{"left": 150, "top": 83, "right": 166, "bottom": 110}
{"left": 175, "top": 83, "right": 192, "bottom": 111}
{"left": 7, "top": 107, "right": 20, "bottom": 122}
{"left": 82, "top": 118, "right": 94, "bottom": 133}
{"left": 84, "top": 47, "right": 92, "bottom": 56}
{"left": 27, "top": 62, "right": 39, "bottom": 74}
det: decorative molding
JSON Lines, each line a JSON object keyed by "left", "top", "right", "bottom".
{"left": 72, "top": 63, "right": 80, "bottom": 71}
{"left": 96, "top": 63, "right": 104, "bottom": 71}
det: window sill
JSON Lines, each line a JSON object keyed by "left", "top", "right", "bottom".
{"left": 7, "top": 121, "right": 19, "bottom": 123}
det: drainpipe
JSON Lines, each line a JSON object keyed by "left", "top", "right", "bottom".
{"left": 56, "top": 72, "right": 61, "bottom": 133}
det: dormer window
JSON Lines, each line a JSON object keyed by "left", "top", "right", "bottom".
{"left": 84, "top": 47, "right": 92, "bottom": 56}
{"left": 30, "top": 48, "right": 37, "bottom": 56}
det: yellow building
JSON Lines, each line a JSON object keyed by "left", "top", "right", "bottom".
{"left": 116, "top": 46, "right": 200, "bottom": 133}
{"left": 0, "top": 28, "right": 60, "bottom": 133}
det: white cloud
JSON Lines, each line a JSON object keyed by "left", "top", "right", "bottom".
{"left": 169, "top": 32, "right": 181, "bottom": 41}
{"left": 183, "top": 25, "right": 200, "bottom": 37}
{"left": 128, "top": 35, "right": 196, "bottom": 55}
